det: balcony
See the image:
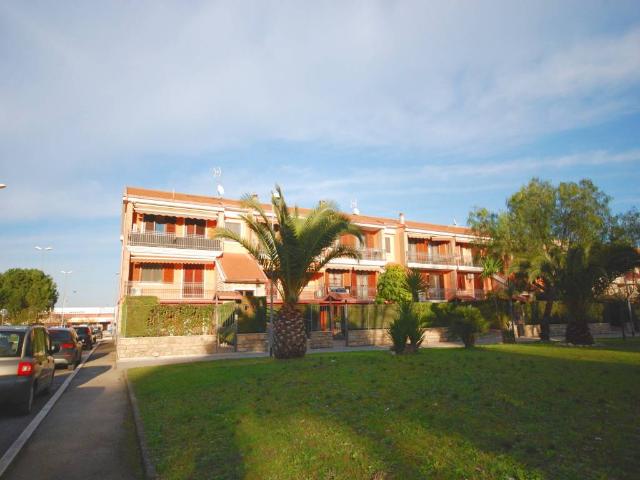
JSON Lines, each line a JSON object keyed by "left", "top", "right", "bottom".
{"left": 128, "top": 232, "right": 223, "bottom": 252}
{"left": 406, "top": 251, "right": 456, "bottom": 266}
{"left": 457, "top": 256, "right": 482, "bottom": 268}
{"left": 125, "top": 281, "right": 215, "bottom": 301}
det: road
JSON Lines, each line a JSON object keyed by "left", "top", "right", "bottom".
{"left": 0, "top": 351, "right": 89, "bottom": 458}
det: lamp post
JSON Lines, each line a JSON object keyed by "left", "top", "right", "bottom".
{"left": 35, "top": 246, "right": 53, "bottom": 271}
{"left": 60, "top": 270, "right": 72, "bottom": 327}
{"left": 0, "top": 184, "right": 6, "bottom": 189}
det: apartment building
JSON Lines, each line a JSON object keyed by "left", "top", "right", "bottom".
{"left": 118, "top": 187, "right": 494, "bottom": 308}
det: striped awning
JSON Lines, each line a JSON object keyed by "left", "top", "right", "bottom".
{"left": 406, "top": 231, "right": 431, "bottom": 239}
{"left": 130, "top": 257, "right": 215, "bottom": 265}
{"left": 352, "top": 265, "right": 382, "bottom": 272}
{"left": 431, "top": 236, "right": 453, "bottom": 242}
{"left": 134, "top": 204, "right": 220, "bottom": 221}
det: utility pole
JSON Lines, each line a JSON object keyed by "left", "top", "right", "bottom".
{"left": 60, "top": 270, "right": 73, "bottom": 327}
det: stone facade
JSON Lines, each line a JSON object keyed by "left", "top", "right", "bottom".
{"left": 347, "top": 327, "right": 450, "bottom": 347}
{"left": 237, "top": 333, "right": 268, "bottom": 353}
{"left": 117, "top": 335, "right": 217, "bottom": 359}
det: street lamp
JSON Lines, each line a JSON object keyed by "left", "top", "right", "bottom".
{"left": 35, "top": 246, "right": 53, "bottom": 271}
{"left": 60, "top": 270, "right": 73, "bottom": 327}
{"left": 0, "top": 184, "right": 6, "bottom": 189}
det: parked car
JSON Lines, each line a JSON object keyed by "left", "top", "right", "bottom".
{"left": 47, "top": 327, "right": 83, "bottom": 370}
{"left": 73, "top": 326, "right": 94, "bottom": 350}
{"left": 91, "top": 326, "right": 103, "bottom": 340}
{"left": 0, "top": 325, "right": 57, "bottom": 414}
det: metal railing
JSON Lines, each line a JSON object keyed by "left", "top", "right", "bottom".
{"left": 126, "top": 281, "right": 215, "bottom": 300}
{"left": 354, "top": 285, "right": 377, "bottom": 300}
{"left": 457, "top": 255, "right": 481, "bottom": 267}
{"left": 128, "top": 232, "right": 223, "bottom": 251}
{"left": 336, "top": 244, "right": 385, "bottom": 261}
{"left": 406, "top": 251, "right": 456, "bottom": 265}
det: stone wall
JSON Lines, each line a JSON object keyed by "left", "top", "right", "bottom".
{"left": 346, "top": 327, "right": 449, "bottom": 347}
{"left": 237, "top": 333, "right": 268, "bottom": 353}
{"left": 309, "top": 331, "right": 333, "bottom": 349}
{"left": 117, "top": 335, "right": 217, "bottom": 359}
{"left": 518, "top": 323, "right": 621, "bottom": 338}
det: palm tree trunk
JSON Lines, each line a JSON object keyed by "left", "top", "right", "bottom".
{"left": 540, "top": 299, "right": 553, "bottom": 341}
{"left": 273, "top": 303, "right": 307, "bottom": 359}
{"left": 565, "top": 315, "right": 594, "bottom": 345}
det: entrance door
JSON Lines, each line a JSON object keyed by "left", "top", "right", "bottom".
{"left": 183, "top": 265, "right": 204, "bottom": 298}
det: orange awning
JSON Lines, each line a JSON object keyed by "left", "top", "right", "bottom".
{"left": 217, "top": 253, "right": 268, "bottom": 283}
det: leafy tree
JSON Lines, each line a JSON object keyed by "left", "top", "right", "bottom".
{"left": 0, "top": 269, "right": 58, "bottom": 324}
{"left": 469, "top": 178, "right": 613, "bottom": 341}
{"left": 215, "top": 186, "right": 361, "bottom": 359}
{"left": 376, "top": 264, "right": 412, "bottom": 304}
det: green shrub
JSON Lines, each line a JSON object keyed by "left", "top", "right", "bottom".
{"left": 122, "top": 296, "right": 159, "bottom": 337}
{"left": 387, "top": 303, "right": 425, "bottom": 354}
{"left": 446, "top": 305, "right": 489, "bottom": 348}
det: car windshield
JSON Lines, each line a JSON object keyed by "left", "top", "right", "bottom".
{"left": 0, "top": 331, "right": 25, "bottom": 357}
{"left": 48, "top": 330, "right": 71, "bottom": 341}
{"left": 74, "top": 328, "right": 89, "bottom": 335}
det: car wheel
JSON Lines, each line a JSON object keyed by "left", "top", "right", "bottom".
{"left": 67, "top": 362, "right": 75, "bottom": 370}
{"left": 17, "top": 385, "right": 35, "bottom": 415}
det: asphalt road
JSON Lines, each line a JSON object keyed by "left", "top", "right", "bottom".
{"left": 0, "top": 352, "right": 89, "bottom": 458}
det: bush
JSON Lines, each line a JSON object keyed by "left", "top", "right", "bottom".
{"left": 387, "top": 303, "right": 425, "bottom": 354}
{"left": 446, "top": 305, "right": 489, "bottom": 348}
{"left": 121, "top": 296, "right": 159, "bottom": 337}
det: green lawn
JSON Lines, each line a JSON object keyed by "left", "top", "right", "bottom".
{"left": 128, "top": 339, "right": 640, "bottom": 480}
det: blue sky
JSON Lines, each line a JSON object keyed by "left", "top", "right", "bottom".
{"left": 1, "top": 1, "right": 639, "bottom": 306}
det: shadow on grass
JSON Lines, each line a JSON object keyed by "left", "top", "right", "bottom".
{"left": 128, "top": 344, "right": 640, "bottom": 480}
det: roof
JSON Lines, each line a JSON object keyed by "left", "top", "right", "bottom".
{"left": 124, "top": 186, "right": 473, "bottom": 235}
{"left": 217, "top": 253, "right": 268, "bottom": 283}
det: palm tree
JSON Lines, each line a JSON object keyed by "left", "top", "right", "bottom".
{"left": 214, "top": 187, "right": 362, "bottom": 359}
{"left": 558, "top": 243, "right": 640, "bottom": 345}
{"left": 405, "top": 268, "right": 429, "bottom": 302}
{"left": 479, "top": 256, "right": 504, "bottom": 332}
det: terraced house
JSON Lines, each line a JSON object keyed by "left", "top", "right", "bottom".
{"left": 117, "top": 187, "right": 495, "bottom": 311}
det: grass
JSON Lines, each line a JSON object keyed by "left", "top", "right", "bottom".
{"left": 128, "top": 338, "right": 640, "bottom": 480}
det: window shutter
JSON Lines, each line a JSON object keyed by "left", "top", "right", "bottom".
{"left": 163, "top": 265, "right": 174, "bottom": 283}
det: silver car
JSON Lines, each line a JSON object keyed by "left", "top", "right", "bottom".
{"left": 0, "top": 325, "right": 57, "bottom": 415}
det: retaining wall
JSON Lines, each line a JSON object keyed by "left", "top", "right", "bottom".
{"left": 237, "top": 333, "right": 268, "bottom": 353}
{"left": 518, "top": 322, "right": 622, "bottom": 338}
{"left": 117, "top": 335, "right": 217, "bottom": 359}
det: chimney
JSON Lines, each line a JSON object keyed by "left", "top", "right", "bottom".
{"left": 251, "top": 193, "right": 259, "bottom": 201}
{"left": 399, "top": 212, "right": 405, "bottom": 225}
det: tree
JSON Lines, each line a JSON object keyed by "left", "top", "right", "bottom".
{"left": 0, "top": 269, "right": 58, "bottom": 324}
{"left": 387, "top": 302, "right": 425, "bottom": 354}
{"left": 469, "top": 178, "right": 613, "bottom": 341}
{"left": 375, "top": 264, "right": 412, "bottom": 304}
{"left": 557, "top": 243, "right": 640, "bottom": 344}
{"left": 214, "top": 187, "right": 361, "bottom": 359}
{"left": 405, "top": 268, "right": 429, "bottom": 302}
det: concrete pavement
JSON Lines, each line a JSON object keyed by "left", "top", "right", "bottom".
{"left": 3, "top": 341, "right": 143, "bottom": 480}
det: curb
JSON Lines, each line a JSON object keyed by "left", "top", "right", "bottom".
{"left": 0, "top": 342, "right": 100, "bottom": 478}
{"left": 124, "top": 370, "right": 157, "bottom": 480}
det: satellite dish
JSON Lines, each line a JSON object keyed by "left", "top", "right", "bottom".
{"left": 217, "top": 184, "right": 225, "bottom": 197}
{"left": 351, "top": 200, "right": 360, "bottom": 215}
{"left": 452, "top": 218, "right": 458, "bottom": 226}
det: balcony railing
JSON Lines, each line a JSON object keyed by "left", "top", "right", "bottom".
{"left": 125, "top": 282, "right": 215, "bottom": 300}
{"left": 128, "top": 232, "right": 223, "bottom": 252}
{"left": 457, "top": 256, "right": 481, "bottom": 268}
{"left": 406, "top": 251, "right": 456, "bottom": 265}
{"left": 336, "top": 244, "right": 385, "bottom": 261}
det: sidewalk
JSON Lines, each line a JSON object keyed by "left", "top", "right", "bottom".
{"left": 4, "top": 341, "right": 143, "bottom": 480}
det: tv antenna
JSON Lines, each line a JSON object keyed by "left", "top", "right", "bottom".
{"left": 213, "top": 167, "right": 224, "bottom": 198}
{"left": 350, "top": 199, "right": 360, "bottom": 215}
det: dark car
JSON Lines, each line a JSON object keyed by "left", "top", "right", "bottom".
{"left": 48, "top": 327, "right": 83, "bottom": 370}
{"left": 0, "top": 325, "right": 57, "bottom": 414}
{"left": 91, "top": 326, "right": 103, "bottom": 340}
{"left": 73, "top": 326, "right": 94, "bottom": 350}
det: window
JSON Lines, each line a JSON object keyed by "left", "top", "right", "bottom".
{"left": 328, "top": 272, "right": 344, "bottom": 287}
{"left": 225, "top": 222, "right": 242, "bottom": 237}
{"left": 141, "top": 265, "right": 163, "bottom": 282}
{"left": 143, "top": 215, "right": 176, "bottom": 234}
{"left": 384, "top": 237, "right": 391, "bottom": 254}
{"left": 0, "top": 331, "right": 24, "bottom": 357}
{"left": 32, "top": 329, "right": 46, "bottom": 357}
{"left": 185, "top": 218, "right": 205, "bottom": 236}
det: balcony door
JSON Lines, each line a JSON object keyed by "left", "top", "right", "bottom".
{"left": 183, "top": 265, "right": 204, "bottom": 298}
